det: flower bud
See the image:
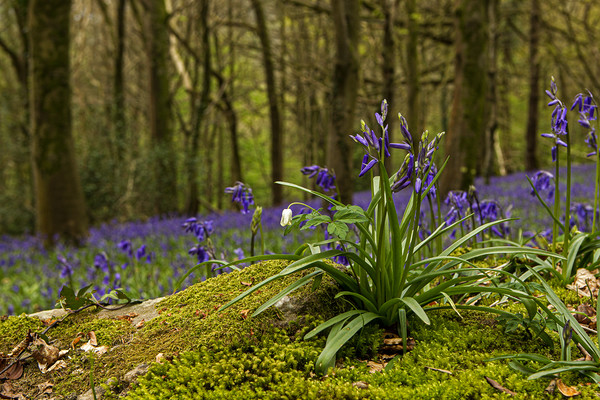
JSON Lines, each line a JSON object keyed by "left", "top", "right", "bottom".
{"left": 280, "top": 208, "right": 293, "bottom": 226}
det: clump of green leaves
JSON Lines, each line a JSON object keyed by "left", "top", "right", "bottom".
{"left": 216, "top": 101, "right": 560, "bottom": 375}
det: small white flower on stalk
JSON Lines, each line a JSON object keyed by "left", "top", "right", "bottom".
{"left": 280, "top": 208, "right": 293, "bottom": 226}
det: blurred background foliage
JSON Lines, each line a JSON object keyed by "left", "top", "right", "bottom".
{"left": 0, "top": 0, "right": 598, "bottom": 238}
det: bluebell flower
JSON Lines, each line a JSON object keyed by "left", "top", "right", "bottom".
{"left": 530, "top": 170, "right": 555, "bottom": 200}
{"left": 302, "top": 165, "right": 336, "bottom": 191}
{"left": 542, "top": 78, "right": 569, "bottom": 162}
{"left": 57, "top": 254, "right": 74, "bottom": 279}
{"left": 351, "top": 100, "right": 411, "bottom": 177}
{"left": 94, "top": 252, "right": 109, "bottom": 274}
{"left": 224, "top": 182, "right": 254, "bottom": 214}
{"left": 118, "top": 240, "right": 133, "bottom": 257}
{"left": 572, "top": 91, "right": 598, "bottom": 157}
{"left": 136, "top": 244, "right": 147, "bottom": 261}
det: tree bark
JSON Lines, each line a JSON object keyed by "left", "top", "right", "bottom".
{"left": 29, "top": 0, "right": 88, "bottom": 246}
{"left": 483, "top": 0, "right": 498, "bottom": 181}
{"left": 113, "top": 0, "right": 127, "bottom": 162}
{"left": 382, "top": 0, "right": 398, "bottom": 172}
{"left": 525, "top": 0, "right": 540, "bottom": 171}
{"left": 440, "top": 0, "right": 489, "bottom": 195}
{"left": 251, "top": 0, "right": 284, "bottom": 206}
{"left": 144, "top": 0, "right": 177, "bottom": 215}
{"left": 329, "top": 0, "right": 360, "bottom": 204}
{"left": 405, "top": 0, "right": 420, "bottom": 152}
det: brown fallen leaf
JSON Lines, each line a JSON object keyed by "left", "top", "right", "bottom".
{"left": 37, "top": 381, "right": 53, "bottom": 395}
{"left": 0, "top": 382, "right": 26, "bottom": 399}
{"left": 7, "top": 331, "right": 33, "bottom": 358}
{"left": 115, "top": 312, "right": 139, "bottom": 322}
{"left": 567, "top": 268, "right": 599, "bottom": 297}
{"left": 366, "top": 361, "right": 384, "bottom": 373}
{"left": 241, "top": 281, "right": 253, "bottom": 286}
{"left": 88, "top": 331, "right": 98, "bottom": 346}
{"left": 557, "top": 379, "right": 581, "bottom": 397}
{"left": 485, "top": 376, "right": 516, "bottom": 396}
{"left": 425, "top": 366, "right": 453, "bottom": 375}
{"left": 135, "top": 319, "right": 145, "bottom": 329}
{"left": 240, "top": 309, "right": 250, "bottom": 319}
{"left": 544, "top": 379, "right": 556, "bottom": 395}
{"left": 31, "top": 337, "right": 68, "bottom": 373}
{"left": 352, "top": 381, "right": 369, "bottom": 389}
{"left": 0, "top": 358, "right": 23, "bottom": 380}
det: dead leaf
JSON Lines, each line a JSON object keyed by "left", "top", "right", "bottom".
{"left": 7, "top": 331, "right": 33, "bottom": 358}
{"left": 80, "top": 342, "right": 108, "bottom": 355}
{"left": 366, "top": 361, "right": 384, "bottom": 373}
{"left": 557, "top": 379, "right": 581, "bottom": 397}
{"left": 485, "top": 376, "right": 516, "bottom": 396}
{"left": 135, "top": 319, "right": 145, "bottom": 329}
{"left": 544, "top": 378, "right": 556, "bottom": 394}
{"left": 31, "top": 338, "right": 68, "bottom": 373}
{"left": 115, "top": 312, "right": 139, "bottom": 322}
{"left": 37, "top": 381, "right": 53, "bottom": 395}
{"left": 567, "top": 269, "right": 599, "bottom": 297}
{"left": 240, "top": 309, "right": 250, "bottom": 319}
{"left": 0, "top": 382, "right": 26, "bottom": 399}
{"left": 88, "top": 331, "right": 98, "bottom": 346}
{"left": 70, "top": 336, "right": 82, "bottom": 349}
{"left": 0, "top": 358, "right": 23, "bottom": 380}
{"left": 425, "top": 366, "right": 453, "bottom": 375}
{"left": 352, "top": 381, "right": 369, "bottom": 389}
{"left": 241, "top": 281, "right": 253, "bottom": 286}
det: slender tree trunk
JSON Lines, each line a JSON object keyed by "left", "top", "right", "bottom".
{"left": 405, "top": 0, "right": 420, "bottom": 151}
{"left": 145, "top": 0, "right": 177, "bottom": 214}
{"left": 483, "top": 0, "right": 498, "bottom": 181}
{"left": 251, "top": 0, "right": 283, "bottom": 206}
{"left": 525, "top": 0, "right": 540, "bottom": 171}
{"left": 29, "top": 0, "right": 88, "bottom": 246}
{"left": 329, "top": 0, "right": 360, "bottom": 204}
{"left": 382, "top": 0, "right": 397, "bottom": 171}
{"left": 114, "top": 0, "right": 127, "bottom": 162}
{"left": 440, "top": 0, "right": 489, "bottom": 195}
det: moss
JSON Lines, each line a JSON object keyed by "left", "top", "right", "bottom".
{"left": 4, "top": 259, "right": 600, "bottom": 399}
{"left": 121, "top": 309, "right": 598, "bottom": 399}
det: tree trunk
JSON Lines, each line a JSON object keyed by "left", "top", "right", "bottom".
{"left": 405, "top": 0, "right": 420, "bottom": 152}
{"left": 145, "top": 0, "right": 177, "bottom": 215}
{"left": 329, "top": 0, "right": 360, "bottom": 204}
{"left": 251, "top": 0, "right": 284, "bottom": 206}
{"left": 440, "top": 0, "right": 489, "bottom": 195}
{"left": 525, "top": 0, "right": 540, "bottom": 171}
{"left": 113, "top": 0, "right": 127, "bottom": 162}
{"left": 382, "top": 0, "right": 398, "bottom": 172}
{"left": 483, "top": 0, "right": 498, "bottom": 181}
{"left": 29, "top": 0, "right": 88, "bottom": 246}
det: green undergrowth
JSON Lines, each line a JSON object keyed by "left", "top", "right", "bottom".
{"left": 2, "top": 259, "right": 600, "bottom": 398}
{"left": 0, "top": 260, "right": 344, "bottom": 398}
{"left": 120, "top": 309, "right": 599, "bottom": 399}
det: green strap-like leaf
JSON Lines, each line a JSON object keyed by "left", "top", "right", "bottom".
{"left": 252, "top": 270, "right": 323, "bottom": 317}
{"left": 314, "top": 312, "right": 381, "bottom": 374}
{"left": 304, "top": 310, "right": 365, "bottom": 340}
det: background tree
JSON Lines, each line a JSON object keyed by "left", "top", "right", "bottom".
{"left": 525, "top": 0, "right": 540, "bottom": 171}
{"left": 29, "top": 0, "right": 88, "bottom": 245}
{"left": 440, "top": 0, "right": 489, "bottom": 195}
{"left": 143, "top": 0, "right": 177, "bottom": 215}
{"left": 251, "top": 0, "right": 284, "bottom": 205}
{"left": 329, "top": 0, "right": 360, "bottom": 204}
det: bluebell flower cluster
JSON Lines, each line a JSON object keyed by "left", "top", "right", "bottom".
{"left": 183, "top": 217, "right": 215, "bottom": 263}
{"left": 542, "top": 79, "right": 569, "bottom": 162}
{"left": 443, "top": 188, "right": 509, "bottom": 239}
{"left": 301, "top": 165, "right": 336, "bottom": 192}
{"left": 350, "top": 99, "right": 411, "bottom": 177}
{"left": 224, "top": 182, "right": 254, "bottom": 214}
{"left": 572, "top": 91, "right": 598, "bottom": 157}
{"left": 530, "top": 170, "right": 555, "bottom": 200}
